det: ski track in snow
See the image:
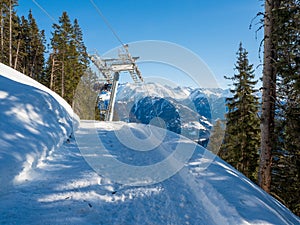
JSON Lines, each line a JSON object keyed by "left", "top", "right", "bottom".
{"left": 2, "top": 120, "right": 298, "bottom": 225}
{"left": 178, "top": 167, "right": 244, "bottom": 225}
{"left": 1, "top": 120, "right": 300, "bottom": 225}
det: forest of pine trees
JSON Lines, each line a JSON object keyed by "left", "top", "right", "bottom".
{"left": 0, "top": 0, "right": 89, "bottom": 106}
{"left": 0, "top": 0, "right": 299, "bottom": 216}
{"left": 0, "top": 0, "right": 45, "bottom": 78}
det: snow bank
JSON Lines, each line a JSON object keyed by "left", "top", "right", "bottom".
{"left": 0, "top": 63, "right": 78, "bottom": 191}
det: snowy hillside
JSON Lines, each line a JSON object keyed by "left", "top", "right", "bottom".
{"left": 0, "top": 64, "right": 299, "bottom": 224}
{"left": 0, "top": 63, "right": 78, "bottom": 193}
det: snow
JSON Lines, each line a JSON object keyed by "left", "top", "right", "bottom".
{"left": 182, "top": 121, "right": 206, "bottom": 130}
{"left": 0, "top": 63, "right": 299, "bottom": 224}
{"left": 98, "top": 90, "right": 111, "bottom": 101}
{"left": 117, "top": 82, "right": 190, "bottom": 103}
{"left": 0, "top": 64, "right": 75, "bottom": 118}
{"left": 0, "top": 63, "right": 78, "bottom": 194}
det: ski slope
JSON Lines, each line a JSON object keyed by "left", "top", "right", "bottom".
{"left": 0, "top": 63, "right": 299, "bottom": 225}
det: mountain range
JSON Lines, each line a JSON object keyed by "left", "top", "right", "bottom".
{"left": 115, "top": 82, "right": 230, "bottom": 146}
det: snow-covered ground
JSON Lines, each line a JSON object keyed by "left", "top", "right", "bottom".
{"left": 0, "top": 63, "right": 299, "bottom": 225}
{"left": 0, "top": 64, "right": 78, "bottom": 193}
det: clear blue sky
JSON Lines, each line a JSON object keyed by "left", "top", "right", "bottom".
{"left": 17, "top": 0, "right": 264, "bottom": 88}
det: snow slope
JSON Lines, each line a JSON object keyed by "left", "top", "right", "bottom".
{"left": 0, "top": 64, "right": 299, "bottom": 224}
{"left": 0, "top": 63, "right": 78, "bottom": 192}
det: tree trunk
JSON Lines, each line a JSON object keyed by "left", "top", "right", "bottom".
{"left": 14, "top": 38, "right": 20, "bottom": 70}
{"left": 61, "top": 58, "right": 64, "bottom": 98}
{"left": 9, "top": 0, "right": 12, "bottom": 67}
{"left": 259, "top": 0, "right": 278, "bottom": 193}
{"left": 1, "top": 8, "right": 4, "bottom": 62}
{"left": 30, "top": 50, "right": 37, "bottom": 79}
{"left": 50, "top": 54, "right": 55, "bottom": 90}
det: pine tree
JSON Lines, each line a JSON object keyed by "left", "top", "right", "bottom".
{"left": 259, "top": 0, "right": 279, "bottom": 193}
{"left": 221, "top": 43, "right": 260, "bottom": 182}
{"left": 46, "top": 12, "right": 89, "bottom": 105}
{"left": 50, "top": 11, "right": 73, "bottom": 97}
{"left": 271, "top": 0, "right": 300, "bottom": 215}
{"left": 0, "top": 0, "right": 19, "bottom": 67}
{"left": 73, "top": 19, "right": 89, "bottom": 68}
{"left": 27, "top": 10, "right": 45, "bottom": 80}
{"left": 13, "top": 15, "right": 24, "bottom": 70}
{"left": 16, "top": 11, "right": 45, "bottom": 79}
{"left": 67, "top": 18, "right": 89, "bottom": 107}
{"left": 17, "top": 15, "right": 29, "bottom": 72}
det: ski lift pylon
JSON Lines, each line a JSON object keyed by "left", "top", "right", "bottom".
{"left": 89, "top": 45, "right": 143, "bottom": 121}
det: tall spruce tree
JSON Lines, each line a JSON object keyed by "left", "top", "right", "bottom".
{"left": 220, "top": 43, "right": 260, "bottom": 182}
{"left": 259, "top": 0, "right": 279, "bottom": 194}
{"left": 73, "top": 19, "right": 89, "bottom": 68}
{"left": 0, "top": 0, "right": 19, "bottom": 67}
{"left": 48, "top": 11, "right": 73, "bottom": 97}
{"left": 271, "top": 0, "right": 300, "bottom": 215}
{"left": 17, "top": 15, "right": 29, "bottom": 72}
{"left": 69, "top": 18, "right": 89, "bottom": 107}
{"left": 17, "top": 11, "right": 45, "bottom": 79}
{"left": 46, "top": 12, "right": 88, "bottom": 105}
{"left": 27, "top": 10, "right": 45, "bottom": 80}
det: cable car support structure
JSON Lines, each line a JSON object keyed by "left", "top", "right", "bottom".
{"left": 90, "top": 45, "right": 143, "bottom": 121}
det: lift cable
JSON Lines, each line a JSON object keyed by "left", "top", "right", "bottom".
{"left": 90, "top": 1, "right": 165, "bottom": 128}
{"left": 89, "top": 0, "right": 126, "bottom": 48}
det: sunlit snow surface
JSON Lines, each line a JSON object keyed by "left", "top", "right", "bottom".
{"left": 0, "top": 63, "right": 299, "bottom": 225}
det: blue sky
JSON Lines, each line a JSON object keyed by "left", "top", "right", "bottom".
{"left": 17, "top": 0, "right": 264, "bottom": 88}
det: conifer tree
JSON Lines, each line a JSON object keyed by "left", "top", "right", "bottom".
{"left": 270, "top": 0, "right": 300, "bottom": 215}
{"left": 27, "top": 10, "right": 45, "bottom": 80}
{"left": 221, "top": 43, "right": 260, "bottom": 182}
{"left": 17, "top": 15, "right": 29, "bottom": 72}
{"left": 68, "top": 18, "right": 89, "bottom": 107}
{"left": 49, "top": 11, "right": 73, "bottom": 97}
{"left": 259, "top": 0, "right": 279, "bottom": 194}
{"left": 46, "top": 12, "right": 89, "bottom": 105}
{"left": 73, "top": 19, "right": 89, "bottom": 68}
{"left": 17, "top": 11, "right": 45, "bottom": 79}
{"left": 0, "top": 0, "right": 19, "bottom": 67}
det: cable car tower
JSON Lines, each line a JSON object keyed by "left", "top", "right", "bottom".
{"left": 90, "top": 45, "right": 143, "bottom": 121}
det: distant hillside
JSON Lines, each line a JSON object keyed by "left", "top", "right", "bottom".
{"left": 115, "top": 82, "right": 229, "bottom": 146}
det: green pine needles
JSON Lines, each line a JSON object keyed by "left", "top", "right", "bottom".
{"left": 219, "top": 43, "right": 261, "bottom": 183}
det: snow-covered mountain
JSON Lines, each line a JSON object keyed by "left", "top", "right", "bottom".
{"left": 116, "top": 82, "right": 229, "bottom": 145}
{"left": 0, "top": 64, "right": 299, "bottom": 224}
